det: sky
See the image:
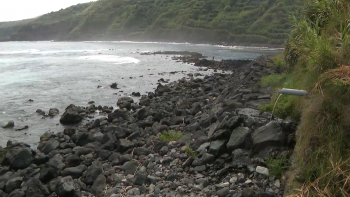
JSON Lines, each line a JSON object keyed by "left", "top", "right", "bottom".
{"left": 0, "top": 0, "right": 96, "bottom": 22}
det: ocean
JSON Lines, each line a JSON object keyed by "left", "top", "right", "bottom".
{"left": 0, "top": 41, "right": 283, "bottom": 147}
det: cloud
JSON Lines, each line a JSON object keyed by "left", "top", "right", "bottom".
{"left": 0, "top": 0, "right": 96, "bottom": 22}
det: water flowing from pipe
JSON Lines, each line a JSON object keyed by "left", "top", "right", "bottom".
{"left": 271, "top": 93, "right": 282, "bottom": 121}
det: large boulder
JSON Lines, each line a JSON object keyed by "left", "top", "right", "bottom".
{"left": 252, "top": 121, "right": 286, "bottom": 150}
{"left": 60, "top": 105, "right": 82, "bottom": 125}
{"left": 4, "top": 146, "right": 33, "bottom": 170}
{"left": 117, "top": 97, "right": 134, "bottom": 110}
{"left": 227, "top": 127, "right": 251, "bottom": 151}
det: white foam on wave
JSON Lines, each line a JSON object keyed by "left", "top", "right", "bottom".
{"left": 0, "top": 49, "right": 40, "bottom": 54}
{"left": 0, "top": 49, "right": 110, "bottom": 55}
{"left": 77, "top": 55, "right": 140, "bottom": 64}
{"left": 84, "top": 41, "right": 191, "bottom": 45}
{"left": 39, "top": 49, "right": 109, "bottom": 54}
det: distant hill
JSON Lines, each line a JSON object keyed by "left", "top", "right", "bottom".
{"left": 0, "top": 0, "right": 303, "bottom": 46}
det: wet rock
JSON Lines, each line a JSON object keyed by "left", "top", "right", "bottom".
{"left": 91, "top": 175, "right": 106, "bottom": 197}
{"left": 36, "top": 109, "right": 45, "bottom": 116}
{"left": 107, "top": 110, "right": 127, "bottom": 122}
{"left": 40, "top": 139, "right": 60, "bottom": 154}
{"left": 56, "top": 176, "right": 76, "bottom": 197}
{"left": 5, "top": 146, "right": 33, "bottom": 170}
{"left": 139, "top": 96, "right": 150, "bottom": 106}
{"left": 60, "top": 105, "right": 82, "bottom": 125}
{"left": 117, "top": 97, "right": 134, "bottom": 110}
{"left": 227, "top": 127, "right": 251, "bottom": 151}
{"left": 63, "top": 129, "right": 76, "bottom": 137}
{"left": 132, "top": 92, "right": 141, "bottom": 97}
{"left": 34, "top": 154, "right": 49, "bottom": 165}
{"left": 252, "top": 121, "right": 285, "bottom": 150}
{"left": 14, "top": 126, "right": 28, "bottom": 131}
{"left": 2, "top": 121, "right": 14, "bottom": 129}
{"left": 48, "top": 108, "right": 59, "bottom": 117}
{"left": 155, "top": 84, "right": 171, "bottom": 96}
{"left": 110, "top": 83, "right": 118, "bottom": 89}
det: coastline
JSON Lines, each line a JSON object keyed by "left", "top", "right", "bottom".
{"left": 0, "top": 39, "right": 285, "bottom": 50}
{"left": 0, "top": 54, "right": 294, "bottom": 197}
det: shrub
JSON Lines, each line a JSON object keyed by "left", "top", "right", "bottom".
{"left": 158, "top": 130, "right": 183, "bottom": 142}
{"left": 266, "top": 154, "right": 289, "bottom": 178}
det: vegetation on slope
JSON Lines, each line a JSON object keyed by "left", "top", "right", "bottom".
{"left": 260, "top": 0, "right": 350, "bottom": 195}
{"left": 0, "top": 0, "right": 303, "bottom": 45}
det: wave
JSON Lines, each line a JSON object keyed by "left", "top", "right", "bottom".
{"left": 84, "top": 41, "right": 191, "bottom": 45}
{"left": 77, "top": 55, "right": 140, "bottom": 64}
{"left": 83, "top": 40, "right": 284, "bottom": 50}
{"left": 0, "top": 49, "right": 110, "bottom": 55}
{"left": 0, "top": 49, "right": 40, "bottom": 54}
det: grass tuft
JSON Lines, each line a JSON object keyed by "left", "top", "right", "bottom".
{"left": 266, "top": 154, "right": 289, "bottom": 178}
{"left": 158, "top": 130, "right": 183, "bottom": 142}
{"left": 185, "top": 146, "right": 197, "bottom": 158}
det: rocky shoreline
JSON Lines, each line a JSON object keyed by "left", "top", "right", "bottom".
{"left": 0, "top": 55, "right": 295, "bottom": 197}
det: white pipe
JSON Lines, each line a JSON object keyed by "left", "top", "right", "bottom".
{"left": 279, "top": 88, "right": 308, "bottom": 96}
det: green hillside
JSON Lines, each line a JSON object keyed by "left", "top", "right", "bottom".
{"left": 0, "top": 0, "right": 303, "bottom": 45}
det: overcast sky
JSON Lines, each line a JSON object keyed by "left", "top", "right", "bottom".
{"left": 0, "top": 0, "right": 96, "bottom": 22}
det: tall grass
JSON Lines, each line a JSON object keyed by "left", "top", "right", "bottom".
{"left": 261, "top": 0, "right": 350, "bottom": 195}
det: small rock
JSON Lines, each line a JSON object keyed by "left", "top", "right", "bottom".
{"left": 217, "top": 187, "right": 229, "bottom": 197}
{"left": 48, "top": 108, "right": 59, "bottom": 117}
{"left": 242, "top": 188, "right": 255, "bottom": 197}
{"left": 121, "top": 160, "right": 139, "bottom": 175}
{"left": 110, "top": 83, "right": 118, "bottom": 89}
{"left": 2, "top": 120, "right": 14, "bottom": 128}
{"left": 256, "top": 166, "right": 269, "bottom": 176}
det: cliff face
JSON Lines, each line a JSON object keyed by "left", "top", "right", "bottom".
{"left": 0, "top": 0, "right": 303, "bottom": 45}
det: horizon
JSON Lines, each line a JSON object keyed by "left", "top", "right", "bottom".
{"left": 0, "top": 0, "right": 96, "bottom": 22}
